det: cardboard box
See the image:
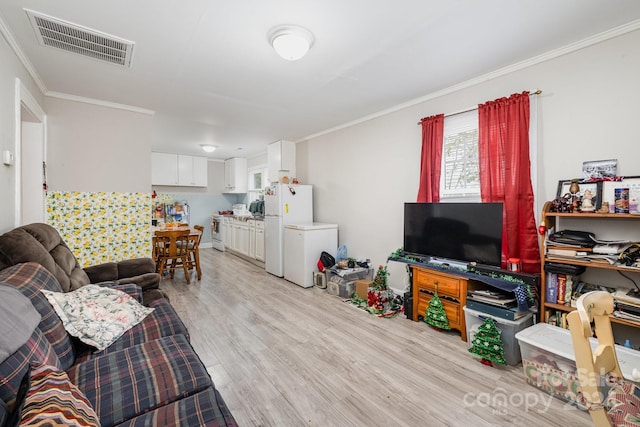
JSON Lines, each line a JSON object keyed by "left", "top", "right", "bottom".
{"left": 354, "top": 280, "right": 373, "bottom": 299}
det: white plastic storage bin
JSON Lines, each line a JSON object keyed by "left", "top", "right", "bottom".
{"left": 515, "top": 323, "right": 640, "bottom": 409}
{"left": 463, "top": 305, "right": 534, "bottom": 366}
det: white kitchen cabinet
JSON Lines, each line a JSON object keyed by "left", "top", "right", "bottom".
{"left": 151, "top": 152, "right": 179, "bottom": 185}
{"left": 224, "top": 157, "right": 248, "bottom": 193}
{"left": 178, "top": 155, "right": 208, "bottom": 186}
{"left": 232, "top": 220, "right": 250, "bottom": 256}
{"left": 226, "top": 218, "right": 264, "bottom": 262}
{"left": 255, "top": 221, "right": 265, "bottom": 262}
{"left": 248, "top": 220, "right": 256, "bottom": 259}
{"left": 268, "top": 140, "right": 296, "bottom": 184}
{"left": 152, "top": 152, "right": 207, "bottom": 187}
{"left": 223, "top": 218, "right": 232, "bottom": 249}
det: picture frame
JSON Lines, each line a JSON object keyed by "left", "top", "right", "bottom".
{"left": 582, "top": 159, "right": 618, "bottom": 180}
{"left": 556, "top": 179, "right": 602, "bottom": 210}
{"left": 601, "top": 176, "right": 640, "bottom": 214}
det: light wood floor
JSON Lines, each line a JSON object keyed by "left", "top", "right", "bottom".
{"left": 160, "top": 248, "right": 591, "bottom": 427}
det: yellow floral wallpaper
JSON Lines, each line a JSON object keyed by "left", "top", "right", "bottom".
{"left": 46, "top": 192, "right": 152, "bottom": 267}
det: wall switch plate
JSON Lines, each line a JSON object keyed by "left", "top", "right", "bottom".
{"left": 3, "top": 150, "right": 14, "bottom": 166}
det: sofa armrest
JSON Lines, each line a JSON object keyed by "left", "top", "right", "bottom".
{"left": 116, "top": 258, "right": 157, "bottom": 277}
{"left": 84, "top": 263, "right": 118, "bottom": 283}
{"left": 84, "top": 259, "right": 159, "bottom": 290}
{"left": 117, "top": 272, "right": 161, "bottom": 291}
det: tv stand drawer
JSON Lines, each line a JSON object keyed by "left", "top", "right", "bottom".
{"left": 416, "top": 293, "right": 461, "bottom": 326}
{"left": 413, "top": 268, "right": 462, "bottom": 299}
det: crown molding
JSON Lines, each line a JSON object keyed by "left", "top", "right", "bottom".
{"left": 45, "top": 91, "right": 155, "bottom": 115}
{"left": 301, "top": 19, "right": 640, "bottom": 142}
{"left": 0, "top": 13, "right": 47, "bottom": 94}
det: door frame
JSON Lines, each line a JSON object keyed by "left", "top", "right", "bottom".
{"left": 14, "top": 78, "right": 47, "bottom": 227}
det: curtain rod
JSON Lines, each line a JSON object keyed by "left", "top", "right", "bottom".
{"left": 417, "top": 89, "right": 542, "bottom": 124}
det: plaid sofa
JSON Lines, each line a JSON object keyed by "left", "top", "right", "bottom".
{"left": 0, "top": 262, "right": 237, "bottom": 427}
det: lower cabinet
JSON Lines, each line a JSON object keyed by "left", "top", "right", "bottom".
{"left": 234, "top": 223, "right": 250, "bottom": 256}
{"left": 226, "top": 218, "right": 264, "bottom": 262}
{"left": 223, "top": 218, "right": 232, "bottom": 249}
{"left": 254, "top": 222, "right": 265, "bottom": 262}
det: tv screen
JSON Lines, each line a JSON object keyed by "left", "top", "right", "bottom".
{"left": 403, "top": 202, "right": 503, "bottom": 267}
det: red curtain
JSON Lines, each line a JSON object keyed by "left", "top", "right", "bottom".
{"left": 417, "top": 114, "right": 444, "bottom": 202}
{"left": 478, "top": 92, "right": 540, "bottom": 273}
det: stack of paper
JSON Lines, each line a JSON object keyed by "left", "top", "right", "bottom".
{"left": 613, "top": 290, "right": 640, "bottom": 323}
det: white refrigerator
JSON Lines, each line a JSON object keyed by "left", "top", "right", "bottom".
{"left": 284, "top": 223, "right": 338, "bottom": 288}
{"left": 264, "top": 183, "right": 313, "bottom": 277}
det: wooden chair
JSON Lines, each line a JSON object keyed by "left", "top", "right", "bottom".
{"left": 567, "top": 291, "right": 640, "bottom": 427}
{"left": 187, "top": 224, "right": 204, "bottom": 280}
{"left": 154, "top": 229, "right": 191, "bottom": 284}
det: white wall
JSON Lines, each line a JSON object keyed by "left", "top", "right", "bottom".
{"left": 44, "top": 97, "right": 153, "bottom": 193}
{"left": 0, "top": 28, "right": 45, "bottom": 233}
{"left": 299, "top": 29, "right": 640, "bottom": 291}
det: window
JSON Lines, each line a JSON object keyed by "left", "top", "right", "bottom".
{"left": 440, "top": 110, "right": 480, "bottom": 201}
{"left": 247, "top": 166, "right": 269, "bottom": 202}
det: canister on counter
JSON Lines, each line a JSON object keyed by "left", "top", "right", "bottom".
{"left": 614, "top": 187, "right": 630, "bottom": 213}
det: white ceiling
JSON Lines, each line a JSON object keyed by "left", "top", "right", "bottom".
{"left": 2, "top": 1, "right": 640, "bottom": 160}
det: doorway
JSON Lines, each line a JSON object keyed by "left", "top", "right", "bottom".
{"left": 14, "top": 78, "right": 46, "bottom": 227}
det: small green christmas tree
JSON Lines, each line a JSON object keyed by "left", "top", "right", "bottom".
{"left": 424, "top": 293, "right": 450, "bottom": 330}
{"left": 372, "top": 265, "right": 388, "bottom": 290}
{"left": 468, "top": 317, "right": 507, "bottom": 366}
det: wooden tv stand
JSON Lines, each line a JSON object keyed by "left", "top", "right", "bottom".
{"left": 411, "top": 265, "right": 477, "bottom": 342}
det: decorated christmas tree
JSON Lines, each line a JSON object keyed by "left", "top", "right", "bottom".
{"left": 424, "top": 293, "right": 450, "bottom": 330}
{"left": 372, "top": 265, "right": 388, "bottom": 290}
{"left": 468, "top": 317, "right": 507, "bottom": 366}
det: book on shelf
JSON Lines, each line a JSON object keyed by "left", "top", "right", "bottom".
{"left": 616, "top": 302, "right": 640, "bottom": 317}
{"left": 613, "top": 310, "right": 640, "bottom": 324}
{"left": 613, "top": 289, "right": 640, "bottom": 306}
{"left": 546, "top": 253, "right": 618, "bottom": 265}
{"left": 545, "top": 272, "right": 577, "bottom": 306}
{"left": 592, "top": 243, "right": 627, "bottom": 255}
{"left": 546, "top": 272, "right": 558, "bottom": 304}
{"left": 557, "top": 274, "right": 567, "bottom": 305}
{"left": 544, "top": 309, "right": 570, "bottom": 329}
{"left": 547, "top": 248, "right": 590, "bottom": 257}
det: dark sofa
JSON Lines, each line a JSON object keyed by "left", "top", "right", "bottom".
{"left": 0, "top": 262, "right": 237, "bottom": 426}
{"left": 0, "top": 223, "right": 166, "bottom": 305}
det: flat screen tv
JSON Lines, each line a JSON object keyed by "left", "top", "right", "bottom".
{"left": 403, "top": 202, "right": 503, "bottom": 267}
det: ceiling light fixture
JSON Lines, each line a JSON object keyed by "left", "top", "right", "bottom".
{"left": 268, "top": 25, "right": 314, "bottom": 61}
{"left": 200, "top": 144, "right": 216, "bottom": 153}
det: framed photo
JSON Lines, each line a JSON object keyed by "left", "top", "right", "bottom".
{"left": 601, "top": 176, "right": 640, "bottom": 214}
{"left": 556, "top": 179, "right": 602, "bottom": 210}
{"left": 582, "top": 159, "right": 618, "bottom": 180}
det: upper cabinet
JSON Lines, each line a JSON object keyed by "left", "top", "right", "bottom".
{"left": 151, "top": 152, "right": 208, "bottom": 187}
{"left": 178, "top": 155, "right": 207, "bottom": 186}
{"left": 224, "top": 157, "right": 247, "bottom": 193}
{"left": 151, "top": 152, "right": 179, "bottom": 186}
{"left": 268, "top": 140, "right": 295, "bottom": 184}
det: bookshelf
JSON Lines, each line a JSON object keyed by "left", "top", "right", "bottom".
{"left": 540, "top": 201, "right": 640, "bottom": 332}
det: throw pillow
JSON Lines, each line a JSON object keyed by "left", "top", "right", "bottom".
{"left": 0, "top": 285, "right": 41, "bottom": 365}
{"left": 12, "top": 362, "right": 99, "bottom": 427}
{"left": 41, "top": 285, "right": 154, "bottom": 352}
{"left": 606, "top": 381, "right": 640, "bottom": 427}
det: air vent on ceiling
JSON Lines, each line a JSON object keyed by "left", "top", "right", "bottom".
{"left": 25, "top": 9, "right": 134, "bottom": 67}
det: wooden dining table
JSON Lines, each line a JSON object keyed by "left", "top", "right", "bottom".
{"left": 152, "top": 226, "right": 202, "bottom": 281}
